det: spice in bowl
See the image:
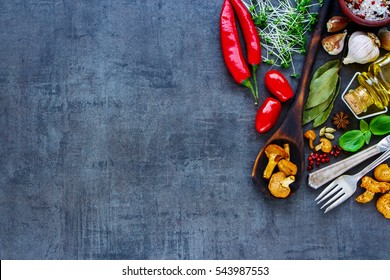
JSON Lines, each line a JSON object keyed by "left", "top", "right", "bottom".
{"left": 344, "top": 0, "right": 390, "bottom": 21}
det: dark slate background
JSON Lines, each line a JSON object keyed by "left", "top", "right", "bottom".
{"left": 0, "top": 0, "right": 389, "bottom": 259}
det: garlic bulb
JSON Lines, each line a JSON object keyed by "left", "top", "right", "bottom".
{"left": 322, "top": 31, "right": 347, "bottom": 55}
{"left": 343, "top": 31, "right": 381, "bottom": 65}
{"left": 378, "top": 28, "right": 390, "bottom": 51}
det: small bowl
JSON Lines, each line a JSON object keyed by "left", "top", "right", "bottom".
{"left": 338, "top": 0, "right": 390, "bottom": 27}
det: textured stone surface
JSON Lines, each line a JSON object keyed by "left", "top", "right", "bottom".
{"left": 0, "top": 0, "right": 389, "bottom": 259}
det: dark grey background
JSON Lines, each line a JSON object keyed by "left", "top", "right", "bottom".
{"left": 0, "top": 0, "right": 389, "bottom": 259}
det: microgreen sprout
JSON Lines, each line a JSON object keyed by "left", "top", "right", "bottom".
{"left": 245, "top": 0, "right": 322, "bottom": 78}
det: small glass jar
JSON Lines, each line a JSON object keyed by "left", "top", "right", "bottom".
{"left": 343, "top": 52, "right": 390, "bottom": 118}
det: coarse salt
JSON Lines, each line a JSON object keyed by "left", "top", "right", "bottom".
{"left": 345, "top": 0, "right": 390, "bottom": 21}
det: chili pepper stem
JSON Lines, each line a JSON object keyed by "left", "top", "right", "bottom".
{"left": 242, "top": 79, "right": 258, "bottom": 105}
{"left": 252, "top": 64, "right": 259, "bottom": 100}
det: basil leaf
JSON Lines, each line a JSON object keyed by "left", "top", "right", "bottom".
{"left": 339, "top": 130, "right": 365, "bottom": 152}
{"left": 369, "top": 115, "right": 390, "bottom": 136}
{"left": 360, "top": 119, "right": 370, "bottom": 133}
{"left": 364, "top": 131, "right": 372, "bottom": 144}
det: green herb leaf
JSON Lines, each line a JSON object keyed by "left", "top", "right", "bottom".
{"left": 338, "top": 115, "right": 390, "bottom": 153}
{"left": 363, "top": 131, "right": 372, "bottom": 144}
{"left": 303, "top": 98, "right": 330, "bottom": 125}
{"left": 311, "top": 77, "right": 341, "bottom": 128}
{"left": 360, "top": 119, "right": 370, "bottom": 133}
{"left": 303, "top": 80, "right": 338, "bottom": 125}
{"left": 303, "top": 60, "right": 341, "bottom": 126}
{"left": 311, "top": 60, "right": 340, "bottom": 81}
{"left": 369, "top": 115, "right": 390, "bottom": 135}
{"left": 290, "top": 73, "right": 300, "bottom": 78}
{"left": 305, "top": 66, "right": 340, "bottom": 109}
{"left": 251, "top": 0, "right": 322, "bottom": 70}
{"left": 338, "top": 130, "right": 365, "bottom": 152}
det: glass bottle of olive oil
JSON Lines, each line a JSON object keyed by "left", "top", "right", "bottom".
{"left": 344, "top": 52, "right": 390, "bottom": 115}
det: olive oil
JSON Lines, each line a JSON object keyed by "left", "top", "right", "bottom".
{"left": 344, "top": 52, "right": 390, "bottom": 115}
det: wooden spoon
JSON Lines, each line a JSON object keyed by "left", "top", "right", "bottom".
{"left": 252, "top": 0, "right": 332, "bottom": 197}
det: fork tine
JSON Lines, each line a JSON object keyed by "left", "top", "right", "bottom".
{"left": 315, "top": 180, "right": 338, "bottom": 202}
{"left": 316, "top": 185, "right": 341, "bottom": 204}
{"left": 320, "top": 188, "right": 345, "bottom": 210}
{"left": 324, "top": 193, "right": 350, "bottom": 213}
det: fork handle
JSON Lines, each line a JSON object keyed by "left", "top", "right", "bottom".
{"left": 358, "top": 149, "right": 390, "bottom": 177}
{"left": 308, "top": 144, "right": 380, "bottom": 189}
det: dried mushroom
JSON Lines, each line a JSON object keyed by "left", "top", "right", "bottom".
{"left": 263, "top": 144, "right": 289, "bottom": 179}
{"left": 315, "top": 138, "right": 332, "bottom": 153}
{"left": 263, "top": 143, "right": 298, "bottom": 199}
{"left": 374, "top": 163, "right": 390, "bottom": 182}
{"left": 355, "top": 188, "right": 375, "bottom": 204}
{"left": 268, "top": 172, "right": 295, "bottom": 198}
{"left": 277, "top": 159, "right": 297, "bottom": 176}
{"left": 283, "top": 143, "right": 290, "bottom": 161}
{"left": 304, "top": 130, "right": 316, "bottom": 149}
{"left": 356, "top": 176, "right": 390, "bottom": 204}
{"left": 376, "top": 193, "right": 390, "bottom": 219}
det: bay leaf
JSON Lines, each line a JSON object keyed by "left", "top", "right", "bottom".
{"left": 306, "top": 67, "right": 340, "bottom": 109}
{"left": 303, "top": 85, "right": 336, "bottom": 125}
{"left": 312, "top": 77, "right": 341, "bottom": 128}
{"left": 311, "top": 60, "right": 340, "bottom": 81}
{"left": 304, "top": 60, "right": 340, "bottom": 110}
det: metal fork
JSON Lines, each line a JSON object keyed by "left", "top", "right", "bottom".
{"left": 315, "top": 149, "right": 390, "bottom": 213}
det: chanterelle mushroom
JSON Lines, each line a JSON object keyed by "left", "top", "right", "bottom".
{"left": 277, "top": 159, "right": 297, "bottom": 176}
{"left": 315, "top": 138, "right": 332, "bottom": 153}
{"left": 304, "top": 130, "right": 316, "bottom": 149}
{"left": 356, "top": 176, "right": 390, "bottom": 204}
{"left": 263, "top": 144, "right": 289, "bottom": 179}
{"left": 283, "top": 143, "right": 290, "bottom": 160}
{"left": 376, "top": 193, "right": 390, "bottom": 219}
{"left": 374, "top": 163, "right": 390, "bottom": 182}
{"left": 268, "top": 171, "right": 295, "bottom": 198}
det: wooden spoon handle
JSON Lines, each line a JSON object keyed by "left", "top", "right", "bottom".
{"left": 272, "top": 0, "right": 332, "bottom": 139}
{"left": 287, "top": 0, "right": 333, "bottom": 122}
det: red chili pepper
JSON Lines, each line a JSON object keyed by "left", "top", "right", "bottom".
{"left": 220, "top": 0, "right": 257, "bottom": 104}
{"left": 255, "top": 97, "right": 282, "bottom": 133}
{"left": 230, "top": 0, "right": 261, "bottom": 96}
{"left": 230, "top": 0, "right": 261, "bottom": 66}
{"left": 264, "top": 69, "right": 294, "bottom": 102}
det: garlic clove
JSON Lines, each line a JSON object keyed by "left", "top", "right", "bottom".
{"left": 343, "top": 31, "right": 381, "bottom": 65}
{"left": 378, "top": 28, "right": 390, "bottom": 51}
{"left": 326, "top": 16, "right": 350, "bottom": 33}
{"left": 322, "top": 31, "right": 347, "bottom": 55}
